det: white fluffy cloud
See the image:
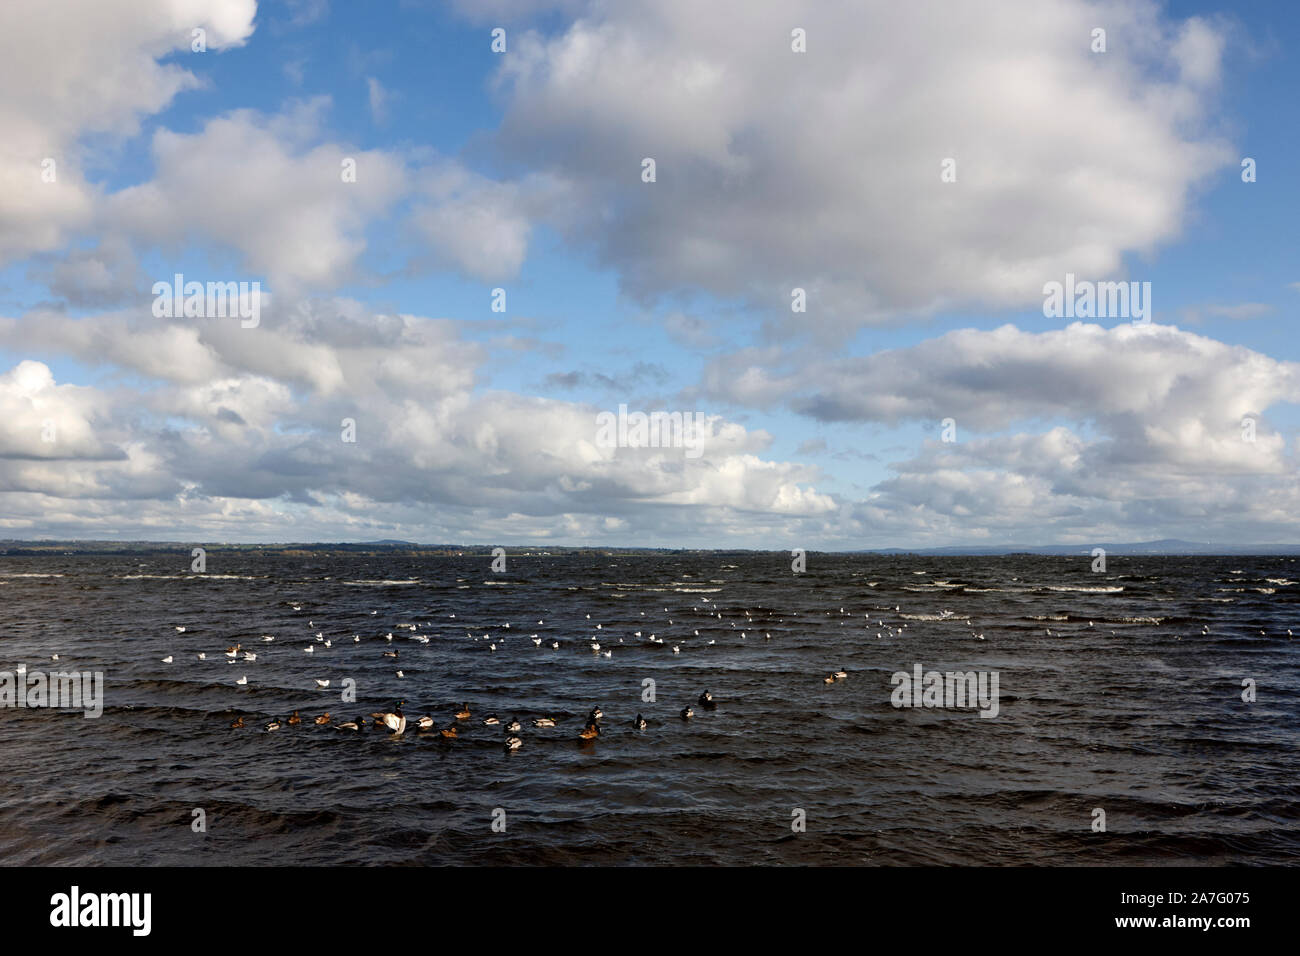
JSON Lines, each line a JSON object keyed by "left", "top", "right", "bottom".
{"left": 698, "top": 321, "right": 1300, "bottom": 545}
{"left": 486, "top": 0, "right": 1233, "bottom": 328}
{"left": 0, "top": 298, "right": 834, "bottom": 541}
{"left": 0, "top": 0, "right": 257, "bottom": 264}
{"left": 108, "top": 100, "right": 409, "bottom": 291}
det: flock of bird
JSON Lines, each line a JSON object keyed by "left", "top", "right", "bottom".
{"left": 228, "top": 692, "right": 724, "bottom": 750}
{"left": 165, "top": 594, "right": 876, "bottom": 749}
{"left": 157, "top": 583, "right": 1283, "bottom": 749}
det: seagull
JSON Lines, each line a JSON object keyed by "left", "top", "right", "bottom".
{"left": 315, "top": 679, "right": 330, "bottom": 688}
{"left": 161, "top": 656, "right": 173, "bottom": 664}
{"left": 304, "top": 645, "right": 314, "bottom": 653}
{"left": 235, "top": 675, "right": 248, "bottom": 685}
{"left": 197, "top": 653, "right": 206, "bottom": 660}
{"left": 175, "top": 626, "right": 186, "bottom": 633}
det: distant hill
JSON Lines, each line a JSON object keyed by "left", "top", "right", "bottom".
{"left": 1, "top": 537, "right": 1299, "bottom": 556}
{"left": 849, "top": 539, "right": 1300, "bottom": 556}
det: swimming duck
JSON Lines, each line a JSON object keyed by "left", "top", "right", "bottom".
{"left": 315, "top": 713, "right": 331, "bottom": 725}
{"left": 416, "top": 715, "right": 435, "bottom": 730}
{"left": 455, "top": 704, "right": 471, "bottom": 720}
{"left": 633, "top": 714, "right": 648, "bottom": 729}
{"left": 505, "top": 736, "right": 523, "bottom": 751}
{"left": 287, "top": 711, "right": 301, "bottom": 726}
{"left": 337, "top": 717, "right": 362, "bottom": 731}
{"left": 373, "top": 702, "right": 407, "bottom": 735}
{"left": 265, "top": 718, "right": 282, "bottom": 731}
{"left": 304, "top": 645, "right": 314, "bottom": 653}
{"left": 578, "top": 722, "right": 599, "bottom": 740}
{"left": 175, "top": 626, "right": 186, "bottom": 633}
{"left": 315, "top": 679, "right": 330, "bottom": 688}
{"left": 506, "top": 718, "right": 522, "bottom": 733}
{"left": 439, "top": 725, "right": 458, "bottom": 739}
{"left": 532, "top": 717, "right": 557, "bottom": 728}
{"left": 242, "top": 652, "right": 256, "bottom": 661}
{"left": 833, "top": 669, "right": 848, "bottom": 679}
{"left": 589, "top": 706, "right": 603, "bottom": 721}
{"left": 161, "top": 655, "right": 173, "bottom": 664}
{"left": 698, "top": 690, "right": 715, "bottom": 707}
{"left": 230, "top": 716, "right": 244, "bottom": 729}
{"left": 225, "top": 644, "right": 241, "bottom": 658}
{"left": 235, "top": 675, "right": 248, "bottom": 685}
{"left": 680, "top": 707, "right": 694, "bottom": 719}
{"left": 482, "top": 715, "right": 500, "bottom": 725}
{"left": 823, "top": 675, "right": 835, "bottom": 684}
{"left": 197, "top": 653, "right": 206, "bottom": 660}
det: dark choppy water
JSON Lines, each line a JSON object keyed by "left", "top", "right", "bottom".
{"left": 1, "top": 550, "right": 1297, "bottom": 866}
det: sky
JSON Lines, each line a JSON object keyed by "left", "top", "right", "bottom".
{"left": 0, "top": 0, "right": 1297, "bottom": 548}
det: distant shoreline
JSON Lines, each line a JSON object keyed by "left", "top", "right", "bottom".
{"left": 2, "top": 539, "right": 1300, "bottom": 557}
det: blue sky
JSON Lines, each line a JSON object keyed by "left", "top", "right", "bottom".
{"left": 0, "top": 0, "right": 1298, "bottom": 547}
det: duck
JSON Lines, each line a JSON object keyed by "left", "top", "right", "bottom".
{"left": 242, "top": 652, "right": 256, "bottom": 661}
{"left": 314, "top": 713, "right": 331, "bottom": 725}
{"left": 287, "top": 711, "right": 301, "bottom": 726}
{"left": 823, "top": 675, "right": 836, "bottom": 684}
{"left": 506, "top": 718, "right": 522, "bottom": 733}
{"left": 382, "top": 650, "right": 398, "bottom": 659}
{"left": 315, "top": 679, "right": 330, "bottom": 688}
{"left": 551, "top": 641, "right": 560, "bottom": 649}
{"left": 532, "top": 717, "right": 557, "bottom": 728}
{"left": 225, "top": 644, "right": 241, "bottom": 658}
{"left": 197, "top": 653, "right": 206, "bottom": 660}
{"left": 230, "top": 716, "right": 244, "bottom": 729}
{"left": 697, "top": 690, "right": 715, "bottom": 707}
{"left": 337, "top": 717, "right": 362, "bottom": 731}
{"left": 482, "top": 715, "right": 500, "bottom": 725}
{"left": 455, "top": 703, "right": 471, "bottom": 720}
{"left": 633, "top": 714, "right": 648, "bottom": 729}
{"left": 578, "top": 722, "right": 599, "bottom": 740}
{"left": 175, "top": 626, "right": 186, "bottom": 633}
{"left": 505, "top": 736, "right": 523, "bottom": 751}
{"left": 680, "top": 706, "right": 694, "bottom": 719}
{"left": 833, "top": 669, "right": 848, "bottom": 680}
{"left": 416, "top": 715, "right": 435, "bottom": 730}
{"left": 265, "top": 718, "right": 282, "bottom": 731}
{"left": 373, "top": 702, "right": 407, "bottom": 735}
{"left": 588, "top": 706, "right": 603, "bottom": 721}
{"left": 235, "top": 675, "right": 248, "bottom": 685}
{"left": 304, "top": 645, "right": 314, "bottom": 653}
{"left": 161, "top": 655, "right": 173, "bottom": 664}
{"left": 439, "top": 725, "right": 458, "bottom": 739}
